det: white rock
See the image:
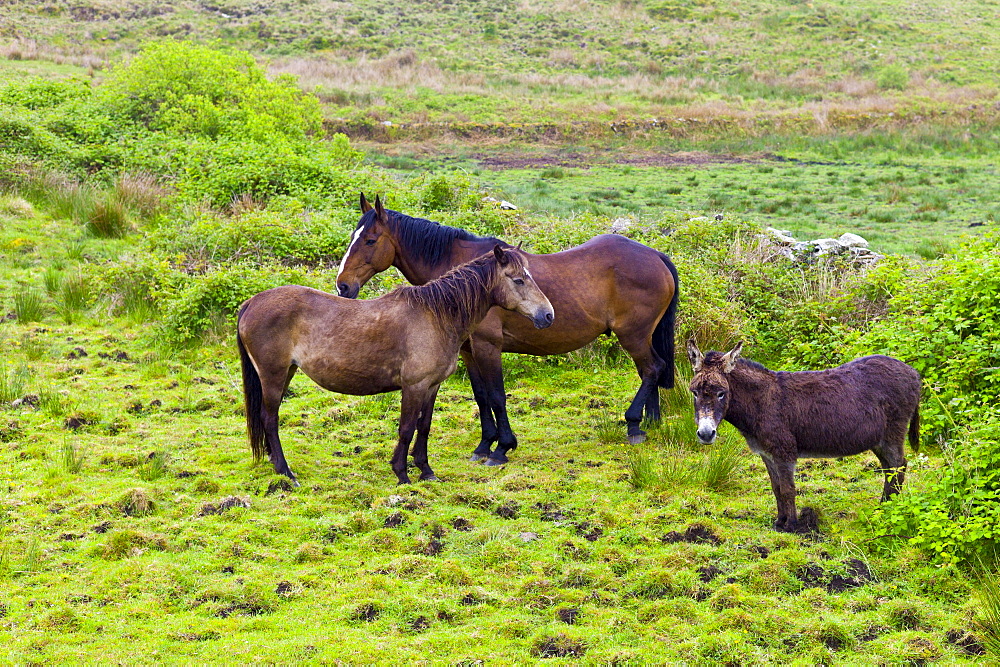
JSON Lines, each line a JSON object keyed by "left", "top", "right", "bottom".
{"left": 765, "top": 227, "right": 796, "bottom": 245}
{"left": 518, "top": 532, "right": 539, "bottom": 543}
{"left": 610, "top": 217, "right": 634, "bottom": 233}
{"left": 838, "top": 232, "right": 869, "bottom": 248}
{"left": 499, "top": 200, "right": 518, "bottom": 210}
{"left": 387, "top": 494, "right": 405, "bottom": 506}
{"left": 812, "top": 238, "right": 845, "bottom": 255}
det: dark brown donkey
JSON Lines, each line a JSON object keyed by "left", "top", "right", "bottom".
{"left": 686, "top": 341, "right": 921, "bottom": 532}
{"left": 237, "top": 244, "right": 554, "bottom": 485}
{"left": 336, "top": 194, "right": 679, "bottom": 464}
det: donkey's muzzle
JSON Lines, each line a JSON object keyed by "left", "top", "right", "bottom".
{"left": 337, "top": 282, "right": 360, "bottom": 299}
{"left": 532, "top": 310, "right": 555, "bottom": 329}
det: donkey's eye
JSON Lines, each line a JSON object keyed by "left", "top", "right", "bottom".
{"left": 365, "top": 239, "right": 376, "bottom": 246}
{"left": 513, "top": 278, "right": 525, "bottom": 285}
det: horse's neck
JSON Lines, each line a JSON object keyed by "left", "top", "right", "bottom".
{"left": 394, "top": 236, "right": 497, "bottom": 285}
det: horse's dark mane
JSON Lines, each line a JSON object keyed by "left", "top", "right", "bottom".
{"left": 396, "top": 251, "right": 527, "bottom": 334}
{"left": 358, "top": 208, "right": 507, "bottom": 267}
{"left": 703, "top": 351, "right": 769, "bottom": 373}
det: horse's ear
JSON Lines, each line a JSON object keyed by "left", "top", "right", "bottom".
{"left": 721, "top": 342, "right": 743, "bottom": 373}
{"left": 360, "top": 193, "right": 373, "bottom": 213}
{"left": 374, "top": 195, "right": 387, "bottom": 222}
{"left": 686, "top": 339, "right": 704, "bottom": 373}
{"left": 494, "top": 244, "right": 509, "bottom": 265}
{"left": 516, "top": 240, "right": 524, "bottom": 250}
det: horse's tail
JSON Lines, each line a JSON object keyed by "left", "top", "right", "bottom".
{"left": 908, "top": 401, "right": 920, "bottom": 454}
{"left": 237, "top": 304, "right": 267, "bottom": 461}
{"left": 652, "top": 253, "right": 679, "bottom": 389}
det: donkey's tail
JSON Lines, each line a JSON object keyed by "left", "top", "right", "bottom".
{"left": 908, "top": 402, "right": 920, "bottom": 454}
{"left": 237, "top": 304, "right": 267, "bottom": 461}
{"left": 652, "top": 253, "right": 680, "bottom": 389}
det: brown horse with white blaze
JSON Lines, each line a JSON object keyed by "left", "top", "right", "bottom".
{"left": 336, "top": 194, "right": 679, "bottom": 465}
{"left": 687, "top": 341, "right": 921, "bottom": 533}
{"left": 237, "top": 242, "right": 554, "bottom": 485}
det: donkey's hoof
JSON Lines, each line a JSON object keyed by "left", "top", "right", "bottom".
{"left": 484, "top": 457, "right": 507, "bottom": 467}
{"left": 628, "top": 433, "right": 647, "bottom": 445}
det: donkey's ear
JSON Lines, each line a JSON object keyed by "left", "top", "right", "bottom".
{"left": 721, "top": 342, "right": 743, "bottom": 373}
{"left": 360, "top": 193, "right": 373, "bottom": 213}
{"left": 686, "top": 339, "right": 704, "bottom": 373}
{"left": 494, "top": 244, "right": 509, "bottom": 265}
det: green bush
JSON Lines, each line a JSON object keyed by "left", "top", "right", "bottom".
{"left": 875, "top": 410, "right": 1000, "bottom": 564}
{"left": 161, "top": 263, "right": 319, "bottom": 345}
{"left": 99, "top": 41, "right": 322, "bottom": 141}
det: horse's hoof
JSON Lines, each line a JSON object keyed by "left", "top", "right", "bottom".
{"left": 628, "top": 433, "right": 647, "bottom": 445}
{"left": 484, "top": 457, "right": 507, "bottom": 467}
{"left": 470, "top": 453, "right": 489, "bottom": 462}
{"left": 421, "top": 475, "right": 441, "bottom": 482}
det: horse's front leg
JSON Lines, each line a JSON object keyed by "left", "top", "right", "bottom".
{"left": 392, "top": 386, "right": 428, "bottom": 485}
{"left": 475, "top": 344, "right": 517, "bottom": 467}
{"left": 461, "top": 343, "right": 499, "bottom": 462}
{"left": 409, "top": 384, "right": 441, "bottom": 481}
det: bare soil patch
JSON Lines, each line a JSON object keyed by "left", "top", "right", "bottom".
{"left": 474, "top": 151, "right": 767, "bottom": 170}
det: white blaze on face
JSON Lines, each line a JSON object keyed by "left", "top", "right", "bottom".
{"left": 336, "top": 225, "right": 366, "bottom": 283}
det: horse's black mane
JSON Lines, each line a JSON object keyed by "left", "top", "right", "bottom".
{"left": 358, "top": 208, "right": 507, "bottom": 267}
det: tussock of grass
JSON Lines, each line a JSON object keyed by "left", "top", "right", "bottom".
{"left": 0, "top": 364, "right": 31, "bottom": 404}
{"left": 13, "top": 289, "right": 44, "bottom": 323}
{"left": 975, "top": 563, "right": 1000, "bottom": 658}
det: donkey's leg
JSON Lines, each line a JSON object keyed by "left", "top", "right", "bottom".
{"left": 616, "top": 332, "right": 666, "bottom": 445}
{"left": 461, "top": 344, "right": 499, "bottom": 462}
{"left": 409, "top": 384, "right": 441, "bottom": 481}
{"left": 260, "top": 365, "right": 299, "bottom": 485}
{"left": 762, "top": 455, "right": 798, "bottom": 532}
{"left": 872, "top": 428, "right": 908, "bottom": 501}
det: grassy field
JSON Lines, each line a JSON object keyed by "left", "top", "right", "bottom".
{"left": 0, "top": 185, "right": 990, "bottom": 664}
{"left": 1, "top": 0, "right": 998, "bottom": 662}
{"left": 2, "top": 0, "right": 999, "bottom": 127}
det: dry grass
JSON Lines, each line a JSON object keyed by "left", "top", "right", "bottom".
{"left": 0, "top": 38, "right": 107, "bottom": 70}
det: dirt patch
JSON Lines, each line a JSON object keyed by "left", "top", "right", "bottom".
{"left": 474, "top": 151, "right": 765, "bottom": 171}
{"left": 827, "top": 558, "right": 873, "bottom": 593}
{"left": 573, "top": 521, "right": 603, "bottom": 542}
{"left": 794, "top": 507, "right": 821, "bottom": 534}
{"left": 384, "top": 511, "right": 405, "bottom": 528}
{"left": 275, "top": 581, "right": 294, "bottom": 595}
{"left": 351, "top": 603, "right": 380, "bottom": 622}
{"left": 532, "top": 632, "right": 587, "bottom": 658}
{"left": 422, "top": 538, "right": 444, "bottom": 556}
{"left": 198, "top": 495, "right": 250, "bottom": 516}
{"left": 661, "top": 523, "right": 723, "bottom": 546}
{"left": 945, "top": 629, "right": 985, "bottom": 656}
{"left": 557, "top": 607, "right": 579, "bottom": 625}
{"left": 494, "top": 500, "right": 519, "bottom": 519}
{"left": 698, "top": 564, "right": 723, "bottom": 582}
{"left": 266, "top": 478, "right": 295, "bottom": 496}
{"left": 450, "top": 517, "right": 472, "bottom": 531}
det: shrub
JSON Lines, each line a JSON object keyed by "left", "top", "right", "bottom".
{"left": 99, "top": 41, "right": 322, "bottom": 141}
{"left": 160, "top": 263, "right": 317, "bottom": 345}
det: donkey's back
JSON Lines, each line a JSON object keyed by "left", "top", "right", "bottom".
{"left": 777, "top": 355, "right": 921, "bottom": 456}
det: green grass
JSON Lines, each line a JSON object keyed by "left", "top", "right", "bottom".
{"left": 467, "top": 156, "right": 999, "bottom": 256}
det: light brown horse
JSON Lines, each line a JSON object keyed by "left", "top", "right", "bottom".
{"left": 237, "top": 239, "right": 554, "bottom": 485}
{"left": 336, "top": 194, "right": 679, "bottom": 465}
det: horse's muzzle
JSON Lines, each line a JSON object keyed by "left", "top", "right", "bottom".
{"left": 337, "top": 283, "right": 360, "bottom": 299}
{"left": 533, "top": 310, "right": 555, "bottom": 329}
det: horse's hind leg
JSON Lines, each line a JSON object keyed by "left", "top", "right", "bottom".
{"left": 461, "top": 344, "right": 499, "bottom": 462}
{"left": 408, "top": 384, "right": 441, "bottom": 481}
{"left": 873, "top": 425, "right": 908, "bottom": 500}
{"left": 616, "top": 332, "right": 666, "bottom": 445}
{"left": 393, "top": 384, "right": 436, "bottom": 484}
{"left": 261, "top": 365, "right": 299, "bottom": 485}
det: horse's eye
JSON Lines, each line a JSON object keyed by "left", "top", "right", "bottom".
{"left": 717, "top": 391, "right": 726, "bottom": 400}
{"left": 513, "top": 278, "right": 525, "bottom": 285}
{"left": 365, "top": 238, "right": 376, "bottom": 246}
